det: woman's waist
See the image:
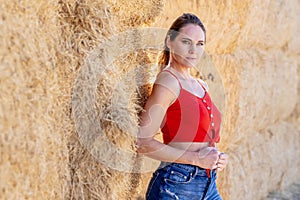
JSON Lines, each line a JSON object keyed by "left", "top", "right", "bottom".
{"left": 158, "top": 161, "right": 217, "bottom": 178}
{"left": 158, "top": 161, "right": 206, "bottom": 172}
{"left": 167, "top": 141, "right": 210, "bottom": 152}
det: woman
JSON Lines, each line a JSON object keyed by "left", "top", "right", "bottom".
{"left": 136, "top": 13, "right": 229, "bottom": 200}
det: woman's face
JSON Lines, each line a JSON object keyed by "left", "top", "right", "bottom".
{"left": 167, "top": 24, "right": 205, "bottom": 68}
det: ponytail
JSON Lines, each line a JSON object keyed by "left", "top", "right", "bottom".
{"left": 158, "top": 46, "right": 170, "bottom": 71}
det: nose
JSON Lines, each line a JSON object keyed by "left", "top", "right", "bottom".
{"left": 189, "top": 43, "right": 196, "bottom": 54}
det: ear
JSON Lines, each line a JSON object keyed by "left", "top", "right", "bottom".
{"left": 166, "top": 35, "right": 171, "bottom": 49}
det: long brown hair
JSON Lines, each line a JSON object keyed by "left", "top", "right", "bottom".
{"left": 158, "top": 13, "right": 206, "bottom": 71}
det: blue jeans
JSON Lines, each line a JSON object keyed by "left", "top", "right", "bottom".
{"left": 146, "top": 162, "right": 222, "bottom": 200}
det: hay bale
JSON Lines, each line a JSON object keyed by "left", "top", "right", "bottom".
{"left": 238, "top": 0, "right": 298, "bottom": 50}
{"left": 0, "top": 0, "right": 69, "bottom": 199}
{"left": 108, "top": 0, "right": 164, "bottom": 30}
{"left": 1, "top": 0, "right": 164, "bottom": 198}
{"left": 236, "top": 48, "right": 298, "bottom": 132}
{"left": 222, "top": 122, "right": 300, "bottom": 199}
{"left": 57, "top": 0, "right": 164, "bottom": 199}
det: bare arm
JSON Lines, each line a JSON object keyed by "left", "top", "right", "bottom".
{"left": 136, "top": 83, "right": 197, "bottom": 164}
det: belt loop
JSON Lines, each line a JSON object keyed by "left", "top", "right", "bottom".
{"left": 193, "top": 165, "right": 198, "bottom": 178}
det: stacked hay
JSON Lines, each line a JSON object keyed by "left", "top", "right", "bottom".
{"left": 1, "top": 0, "right": 164, "bottom": 199}
{"left": 0, "top": 0, "right": 69, "bottom": 199}
{"left": 57, "top": 0, "right": 164, "bottom": 199}
{"left": 148, "top": 0, "right": 300, "bottom": 199}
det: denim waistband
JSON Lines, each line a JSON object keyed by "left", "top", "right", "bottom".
{"left": 158, "top": 162, "right": 217, "bottom": 180}
{"left": 158, "top": 162, "right": 206, "bottom": 172}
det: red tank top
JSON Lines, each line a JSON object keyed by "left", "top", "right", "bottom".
{"left": 160, "top": 70, "right": 221, "bottom": 146}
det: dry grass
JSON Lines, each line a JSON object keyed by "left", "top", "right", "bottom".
{"left": 0, "top": 0, "right": 69, "bottom": 199}
{"left": 57, "top": 0, "right": 164, "bottom": 199}
{"left": 1, "top": 0, "right": 164, "bottom": 199}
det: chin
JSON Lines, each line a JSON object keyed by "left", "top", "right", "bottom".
{"left": 184, "top": 62, "right": 198, "bottom": 68}
{"left": 183, "top": 59, "right": 198, "bottom": 68}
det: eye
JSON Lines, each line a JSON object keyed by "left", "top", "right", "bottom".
{"left": 182, "top": 40, "right": 191, "bottom": 45}
{"left": 197, "top": 42, "right": 204, "bottom": 46}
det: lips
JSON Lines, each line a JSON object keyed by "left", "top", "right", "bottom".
{"left": 186, "top": 57, "right": 197, "bottom": 60}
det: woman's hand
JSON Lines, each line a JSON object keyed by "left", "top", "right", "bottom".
{"left": 216, "top": 152, "right": 229, "bottom": 171}
{"left": 193, "top": 147, "right": 219, "bottom": 169}
{"left": 192, "top": 148, "right": 229, "bottom": 170}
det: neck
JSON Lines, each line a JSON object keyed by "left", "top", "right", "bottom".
{"left": 169, "top": 61, "right": 192, "bottom": 80}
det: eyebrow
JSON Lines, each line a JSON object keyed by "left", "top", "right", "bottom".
{"left": 182, "top": 37, "right": 204, "bottom": 43}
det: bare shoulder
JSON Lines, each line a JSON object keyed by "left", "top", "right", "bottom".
{"left": 154, "top": 70, "right": 181, "bottom": 97}
{"left": 145, "top": 70, "right": 181, "bottom": 108}
{"left": 198, "top": 78, "right": 209, "bottom": 91}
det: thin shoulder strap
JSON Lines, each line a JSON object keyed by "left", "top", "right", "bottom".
{"left": 197, "top": 79, "right": 208, "bottom": 92}
{"left": 162, "top": 70, "right": 182, "bottom": 88}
